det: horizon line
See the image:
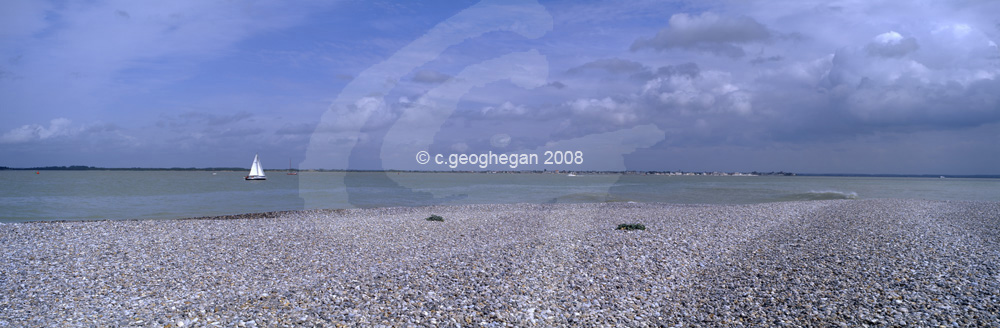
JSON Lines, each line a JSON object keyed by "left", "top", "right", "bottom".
{"left": 1, "top": 166, "right": 998, "bottom": 178}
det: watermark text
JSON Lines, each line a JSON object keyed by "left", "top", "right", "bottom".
{"left": 415, "top": 150, "right": 583, "bottom": 169}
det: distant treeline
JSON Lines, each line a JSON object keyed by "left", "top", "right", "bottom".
{"left": 0, "top": 166, "right": 246, "bottom": 171}
{"left": 797, "top": 173, "right": 1000, "bottom": 179}
{"left": 0, "top": 167, "right": 793, "bottom": 174}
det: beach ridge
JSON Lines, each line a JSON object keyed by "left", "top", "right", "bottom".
{"left": 2, "top": 199, "right": 997, "bottom": 326}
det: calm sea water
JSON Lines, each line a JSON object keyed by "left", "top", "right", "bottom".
{"left": 1, "top": 171, "right": 997, "bottom": 222}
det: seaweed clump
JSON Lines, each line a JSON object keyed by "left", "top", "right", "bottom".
{"left": 616, "top": 223, "right": 645, "bottom": 231}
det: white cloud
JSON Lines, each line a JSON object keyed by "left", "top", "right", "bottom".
{"left": 642, "top": 70, "right": 752, "bottom": 115}
{"left": 450, "top": 142, "right": 469, "bottom": 152}
{"left": 314, "top": 96, "right": 398, "bottom": 133}
{"left": 630, "top": 12, "right": 771, "bottom": 58}
{"left": 480, "top": 101, "right": 529, "bottom": 118}
{"left": 866, "top": 31, "right": 919, "bottom": 57}
{"left": 0, "top": 118, "right": 138, "bottom": 148}
{"left": 490, "top": 134, "right": 511, "bottom": 148}
{"left": 0, "top": 118, "right": 75, "bottom": 143}
{"left": 874, "top": 31, "right": 904, "bottom": 44}
{"left": 934, "top": 24, "right": 972, "bottom": 39}
{"left": 538, "top": 124, "right": 664, "bottom": 171}
{"left": 568, "top": 97, "right": 638, "bottom": 125}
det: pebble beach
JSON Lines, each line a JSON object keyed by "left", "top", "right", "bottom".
{"left": 2, "top": 199, "right": 998, "bottom": 327}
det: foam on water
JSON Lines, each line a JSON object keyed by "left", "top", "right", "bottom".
{"left": 784, "top": 190, "right": 859, "bottom": 201}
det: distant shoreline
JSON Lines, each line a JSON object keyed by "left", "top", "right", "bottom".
{"left": 1, "top": 166, "right": 998, "bottom": 178}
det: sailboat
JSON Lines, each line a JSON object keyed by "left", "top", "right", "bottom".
{"left": 287, "top": 158, "right": 298, "bottom": 175}
{"left": 245, "top": 154, "right": 267, "bottom": 180}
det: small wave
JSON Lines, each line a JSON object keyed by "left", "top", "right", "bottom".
{"left": 805, "top": 190, "right": 858, "bottom": 200}
{"left": 782, "top": 190, "right": 859, "bottom": 201}
{"left": 549, "top": 192, "right": 611, "bottom": 203}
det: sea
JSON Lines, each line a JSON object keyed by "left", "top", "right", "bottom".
{"left": 1, "top": 170, "right": 998, "bottom": 222}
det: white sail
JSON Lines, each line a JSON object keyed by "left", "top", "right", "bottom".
{"left": 247, "top": 154, "right": 266, "bottom": 179}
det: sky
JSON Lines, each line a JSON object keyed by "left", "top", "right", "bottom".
{"left": 1, "top": 0, "right": 999, "bottom": 174}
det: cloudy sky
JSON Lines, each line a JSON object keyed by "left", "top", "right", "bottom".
{"left": 2, "top": 0, "right": 998, "bottom": 174}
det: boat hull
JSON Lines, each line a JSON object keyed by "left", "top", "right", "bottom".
{"left": 246, "top": 153, "right": 266, "bottom": 180}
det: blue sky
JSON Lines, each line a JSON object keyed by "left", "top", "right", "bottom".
{"left": 2, "top": 0, "right": 998, "bottom": 174}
